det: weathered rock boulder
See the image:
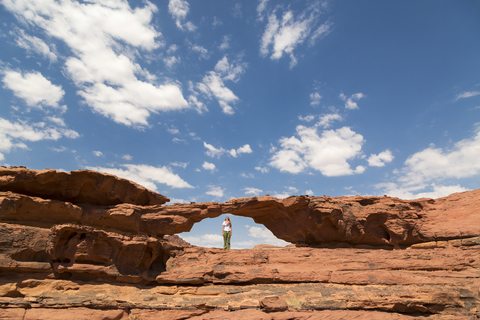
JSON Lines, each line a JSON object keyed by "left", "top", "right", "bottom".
{"left": 0, "top": 166, "right": 169, "bottom": 206}
{"left": 0, "top": 167, "right": 479, "bottom": 319}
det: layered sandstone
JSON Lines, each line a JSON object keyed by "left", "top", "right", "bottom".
{"left": 0, "top": 167, "right": 479, "bottom": 319}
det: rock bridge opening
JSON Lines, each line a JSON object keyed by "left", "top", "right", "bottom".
{"left": 178, "top": 213, "right": 290, "bottom": 249}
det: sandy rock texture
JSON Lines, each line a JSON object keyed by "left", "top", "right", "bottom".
{"left": 0, "top": 166, "right": 479, "bottom": 319}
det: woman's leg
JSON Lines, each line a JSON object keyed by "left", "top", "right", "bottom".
{"left": 226, "top": 231, "right": 231, "bottom": 249}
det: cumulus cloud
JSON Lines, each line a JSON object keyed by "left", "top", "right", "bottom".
{"left": 3, "top": 0, "right": 189, "bottom": 127}
{"left": 244, "top": 187, "right": 263, "bottom": 196}
{"left": 93, "top": 151, "right": 103, "bottom": 157}
{"left": 206, "top": 185, "right": 224, "bottom": 198}
{"left": 270, "top": 125, "right": 365, "bottom": 176}
{"left": 377, "top": 126, "right": 480, "bottom": 199}
{"left": 339, "top": 92, "right": 365, "bottom": 110}
{"left": 0, "top": 117, "right": 79, "bottom": 161}
{"left": 86, "top": 164, "right": 194, "bottom": 191}
{"left": 202, "top": 161, "right": 216, "bottom": 172}
{"left": 247, "top": 225, "right": 290, "bottom": 246}
{"left": 234, "top": 144, "right": 253, "bottom": 156}
{"left": 400, "top": 128, "right": 480, "bottom": 186}
{"left": 260, "top": 3, "right": 332, "bottom": 68}
{"left": 168, "top": 0, "right": 196, "bottom": 31}
{"left": 317, "top": 113, "right": 342, "bottom": 128}
{"left": 204, "top": 142, "right": 252, "bottom": 158}
{"left": 368, "top": 150, "right": 394, "bottom": 167}
{"left": 180, "top": 234, "right": 222, "bottom": 248}
{"left": 2, "top": 70, "right": 64, "bottom": 109}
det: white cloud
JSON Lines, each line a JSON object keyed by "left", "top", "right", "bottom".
{"left": 255, "top": 166, "right": 269, "bottom": 173}
{"left": 170, "top": 161, "right": 188, "bottom": 168}
{"left": 93, "top": 151, "right": 103, "bottom": 157}
{"left": 260, "top": 4, "right": 330, "bottom": 68}
{"left": 232, "top": 3, "right": 242, "bottom": 18}
{"left": 219, "top": 35, "right": 230, "bottom": 50}
{"left": 368, "top": 150, "right": 394, "bottom": 167}
{"left": 13, "top": 28, "right": 57, "bottom": 62}
{"left": 202, "top": 161, "right": 216, "bottom": 172}
{"left": 272, "top": 192, "right": 290, "bottom": 199}
{"left": 167, "top": 126, "right": 179, "bottom": 134}
{"left": 310, "top": 20, "right": 333, "bottom": 45}
{"left": 122, "top": 154, "right": 133, "bottom": 161}
{"left": 299, "top": 115, "right": 315, "bottom": 122}
{"left": 212, "top": 16, "right": 222, "bottom": 27}
{"left": 339, "top": 92, "right": 365, "bottom": 110}
{"left": 181, "top": 233, "right": 222, "bottom": 248}
{"left": 310, "top": 92, "right": 321, "bottom": 106}
{"left": 247, "top": 225, "right": 288, "bottom": 246}
{"left": 3, "top": 0, "right": 189, "bottom": 127}
{"left": 455, "top": 91, "right": 480, "bottom": 101}
{"left": 376, "top": 126, "right": 480, "bottom": 199}
{"left": 190, "top": 56, "right": 246, "bottom": 115}
{"left": 237, "top": 144, "right": 253, "bottom": 154}
{"left": 204, "top": 142, "right": 252, "bottom": 158}
{"left": 204, "top": 142, "right": 225, "bottom": 158}
{"left": 198, "top": 72, "right": 237, "bottom": 114}
{"left": 399, "top": 128, "right": 480, "bottom": 186}
{"left": 0, "top": 117, "right": 79, "bottom": 161}
{"left": 257, "top": 0, "right": 269, "bottom": 21}
{"left": 168, "top": 0, "right": 196, "bottom": 31}
{"left": 287, "top": 186, "right": 298, "bottom": 193}
{"left": 377, "top": 182, "right": 469, "bottom": 200}
{"left": 206, "top": 185, "right": 224, "bottom": 198}
{"left": 3, "top": 70, "right": 64, "bottom": 109}
{"left": 305, "top": 189, "right": 313, "bottom": 195}
{"left": 163, "top": 56, "right": 179, "bottom": 68}
{"left": 214, "top": 56, "right": 247, "bottom": 83}
{"left": 173, "top": 137, "right": 186, "bottom": 143}
{"left": 317, "top": 113, "right": 342, "bottom": 128}
{"left": 51, "top": 146, "right": 67, "bottom": 152}
{"left": 270, "top": 125, "right": 365, "bottom": 176}
{"left": 191, "top": 44, "right": 209, "bottom": 59}
{"left": 86, "top": 164, "right": 194, "bottom": 191}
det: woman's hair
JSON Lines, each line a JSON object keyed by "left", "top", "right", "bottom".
{"left": 224, "top": 216, "right": 231, "bottom": 226}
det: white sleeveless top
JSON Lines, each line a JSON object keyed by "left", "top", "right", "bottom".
{"left": 223, "top": 220, "right": 231, "bottom": 232}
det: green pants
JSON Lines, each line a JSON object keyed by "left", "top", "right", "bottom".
{"left": 223, "top": 231, "right": 231, "bottom": 249}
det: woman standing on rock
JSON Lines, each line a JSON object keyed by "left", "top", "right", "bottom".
{"left": 222, "top": 216, "right": 232, "bottom": 249}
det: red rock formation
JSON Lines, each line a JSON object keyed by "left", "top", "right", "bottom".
{"left": 0, "top": 167, "right": 479, "bottom": 319}
{"left": 0, "top": 166, "right": 169, "bottom": 205}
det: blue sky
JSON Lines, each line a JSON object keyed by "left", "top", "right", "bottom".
{"left": 1, "top": 0, "right": 479, "bottom": 248}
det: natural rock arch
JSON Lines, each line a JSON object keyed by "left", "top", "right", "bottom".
{"left": 1, "top": 167, "right": 480, "bottom": 247}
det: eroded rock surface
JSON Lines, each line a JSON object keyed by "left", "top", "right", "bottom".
{"left": 0, "top": 167, "right": 479, "bottom": 319}
{"left": 0, "top": 166, "right": 169, "bottom": 206}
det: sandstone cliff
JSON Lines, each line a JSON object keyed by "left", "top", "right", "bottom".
{"left": 0, "top": 167, "right": 479, "bottom": 319}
